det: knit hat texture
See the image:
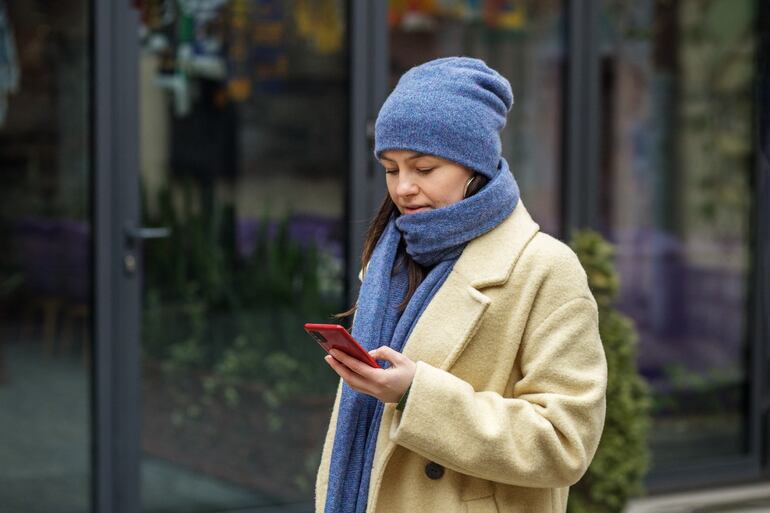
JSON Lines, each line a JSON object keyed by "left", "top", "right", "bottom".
{"left": 374, "top": 56, "right": 514, "bottom": 178}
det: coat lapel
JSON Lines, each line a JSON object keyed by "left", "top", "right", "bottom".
{"left": 400, "top": 271, "right": 490, "bottom": 370}
{"left": 400, "top": 200, "right": 541, "bottom": 371}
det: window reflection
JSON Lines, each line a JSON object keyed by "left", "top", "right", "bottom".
{"left": 599, "top": 0, "right": 757, "bottom": 469}
{"left": 0, "top": 1, "right": 92, "bottom": 512}
{"left": 388, "top": 0, "right": 565, "bottom": 236}
{"left": 137, "top": 0, "right": 347, "bottom": 510}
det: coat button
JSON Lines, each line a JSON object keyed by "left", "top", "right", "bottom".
{"left": 425, "top": 462, "right": 445, "bottom": 480}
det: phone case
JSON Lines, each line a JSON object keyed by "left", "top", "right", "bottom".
{"left": 304, "top": 323, "right": 381, "bottom": 368}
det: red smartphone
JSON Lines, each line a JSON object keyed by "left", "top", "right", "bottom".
{"left": 304, "top": 323, "right": 381, "bottom": 368}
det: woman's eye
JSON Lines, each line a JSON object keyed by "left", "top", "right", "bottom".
{"left": 384, "top": 168, "right": 397, "bottom": 174}
{"left": 416, "top": 168, "right": 434, "bottom": 174}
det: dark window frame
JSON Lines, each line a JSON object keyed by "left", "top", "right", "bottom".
{"left": 347, "top": 0, "right": 389, "bottom": 303}
{"left": 93, "top": 0, "right": 141, "bottom": 512}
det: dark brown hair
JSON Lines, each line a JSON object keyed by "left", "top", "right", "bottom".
{"left": 335, "top": 173, "right": 488, "bottom": 320}
{"left": 335, "top": 193, "right": 426, "bottom": 319}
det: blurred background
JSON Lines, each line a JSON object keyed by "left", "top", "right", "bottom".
{"left": 0, "top": 0, "right": 767, "bottom": 512}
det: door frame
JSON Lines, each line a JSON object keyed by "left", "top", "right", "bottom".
{"left": 93, "top": 0, "right": 141, "bottom": 511}
{"left": 347, "top": 0, "right": 389, "bottom": 300}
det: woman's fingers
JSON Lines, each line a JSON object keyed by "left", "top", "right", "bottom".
{"left": 324, "top": 355, "right": 374, "bottom": 394}
{"left": 324, "top": 347, "right": 415, "bottom": 403}
{"left": 328, "top": 349, "right": 378, "bottom": 378}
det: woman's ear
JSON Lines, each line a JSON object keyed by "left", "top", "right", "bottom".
{"left": 464, "top": 173, "right": 488, "bottom": 198}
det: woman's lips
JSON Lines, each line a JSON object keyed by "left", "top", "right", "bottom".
{"left": 403, "top": 206, "right": 429, "bottom": 214}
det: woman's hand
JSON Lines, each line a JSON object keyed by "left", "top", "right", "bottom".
{"left": 324, "top": 346, "right": 416, "bottom": 403}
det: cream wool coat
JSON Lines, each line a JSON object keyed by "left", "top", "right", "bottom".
{"left": 315, "top": 201, "right": 607, "bottom": 513}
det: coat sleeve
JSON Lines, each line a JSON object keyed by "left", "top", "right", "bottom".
{"left": 388, "top": 296, "right": 607, "bottom": 488}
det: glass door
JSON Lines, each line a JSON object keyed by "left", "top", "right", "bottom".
{"left": 0, "top": 1, "right": 93, "bottom": 511}
{"left": 135, "top": 1, "right": 349, "bottom": 510}
{"left": 596, "top": 0, "right": 763, "bottom": 485}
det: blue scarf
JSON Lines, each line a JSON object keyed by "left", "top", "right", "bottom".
{"left": 324, "top": 158, "right": 520, "bottom": 513}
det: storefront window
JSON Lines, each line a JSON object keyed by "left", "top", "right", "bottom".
{"left": 137, "top": 0, "right": 347, "bottom": 510}
{"left": 388, "top": 0, "right": 565, "bottom": 235}
{"left": 0, "top": 1, "right": 92, "bottom": 511}
{"left": 598, "top": 0, "right": 757, "bottom": 470}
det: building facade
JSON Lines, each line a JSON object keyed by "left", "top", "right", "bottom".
{"left": 0, "top": 1, "right": 768, "bottom": 512}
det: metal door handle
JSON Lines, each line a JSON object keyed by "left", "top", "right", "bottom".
{"left": 125, "top": 226, "right": 171, "bottom": 240}
{"left": 124, "top": 224, "right": 171, "bottom": 245}
{"left": 123, "top": 225, "right": 171, "bottom": 275}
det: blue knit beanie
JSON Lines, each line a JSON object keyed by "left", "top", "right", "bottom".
{"left": 374, "top": 56, "right": 514, "bottom": 179}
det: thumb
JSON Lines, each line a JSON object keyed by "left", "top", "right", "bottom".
{"left": 369, "top": 346, "right": 400, "bottom": 363}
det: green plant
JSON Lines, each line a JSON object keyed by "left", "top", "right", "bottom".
{"left": 567, "top": 229, "right": 652, "bottom": 513}
{"left": 651, "top": 363, "right": 743, "bottom": 418}
{"left": 140, "top": 178, "right": 341, "bottom": 426}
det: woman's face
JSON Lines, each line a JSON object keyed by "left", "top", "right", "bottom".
{"left": 379, "top": 150, "right": 474, "bottom": 215}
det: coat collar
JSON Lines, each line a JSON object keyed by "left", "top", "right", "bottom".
{"left": 452, "top": 199, "right": 541, "bottom": 290}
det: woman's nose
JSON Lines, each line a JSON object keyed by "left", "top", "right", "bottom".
{"left": 396, "top": 174, "right": 418, "bottom": 196}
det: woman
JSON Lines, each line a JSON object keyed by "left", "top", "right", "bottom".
{"left": 315, "top": 57, "right": 607, "bottom": 513}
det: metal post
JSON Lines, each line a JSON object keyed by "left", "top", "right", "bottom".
{"left": 347, "top": 0, "right": 389, "bottom": 304}
{"left": 93, "top": 0, "right": 141, "bottom": 511}
{"left": 562, "top": 0, "right": 601, "bottom": 239}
